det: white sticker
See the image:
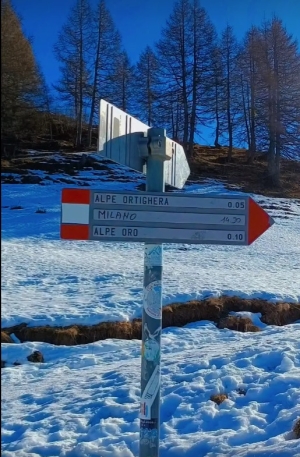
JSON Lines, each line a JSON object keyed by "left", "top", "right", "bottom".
{"left": 144, "top": 245, "right": 163, "bottom": 268}
{"left": 144, "top": 338, "right": 160, "bottom": 363}
{"left": 143, "top": 281, "right": 162, "bottom": 319}
{"left": 140, "top": 366, "right": 160, "bottom": 419}
{"left": 143, "top": 324, "right": 161, "bottom": 363}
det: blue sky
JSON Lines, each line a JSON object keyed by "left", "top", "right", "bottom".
{"left": 13, "top": 0, "right": 300, "bottom": 90}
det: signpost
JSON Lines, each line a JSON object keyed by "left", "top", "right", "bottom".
{"left": 98, "top": 100, "right": 190, "bottom": 189}
{"left": 61, "top": 109, "right": 275, "bottom": 457}
{"left": 61, "top": 189, "right": 274, "bottom": 246}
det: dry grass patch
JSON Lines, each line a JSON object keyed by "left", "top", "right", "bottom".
{"left": 162, "top": 299, "right": 224, "bottom": 328}
{"left": 2, "top": 297, "right": 299, "bottom": 346}
{"left": 218, "top": 316, "right": 260, "bottom": 332}
{"left": 215, "top": 296, "right": 300, "bottom": 326}
{"left": 10, "top": 320, "right": 142, "bottom": 346}
{"left": 262, "top": 302, "right": 300, "bottom": 326}
{"left": 1, "top": 159, "right": 11, "bottom": 167}
{"left": 14, "top": 325, "right": 80, "bottom": 346}
{"left": 1, "top": 331, "right": 14, "bottom": 343}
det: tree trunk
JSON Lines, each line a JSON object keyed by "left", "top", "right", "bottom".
{"left": 88, "top": 7, "right": 102, "bottom": 148}
{"left": 274, "top": 132, "right": 281, "bottom": 185}
{"left": 228, "top": 123, "right": 233, "bottom": 161}
{"left": 213, "top": 74, "right": 221, "bottom": 148}
{"left": 147, "top": 56, "right": 152, "bottom": 126}
{"left": 88, "top": 56, "right": 100, "bottom": 147}
{"left": 267, "top": 136, "right": 279, "bottom": 185}
{"left": 241, "top": 76, "right": 250, "bottom": 158}
{"left": 188, "top": 10, "right": 197, "bottom": 156}
{"left": 226, "top": 53, "right": 232, "bottom": 161}
{"left": 76, "top": 4, "right": 84, "bottom": 149}
{"left": 180, "top": 15, "right": 189, "bottom": 151}
{"left": 182, "top": 80, "right": 189, "bottom": 151}
{"left": 249, "top": 60, "right": 256, "bottom": 161}
{"left": 122, "top": 67, "right": 126, "bottom": 111}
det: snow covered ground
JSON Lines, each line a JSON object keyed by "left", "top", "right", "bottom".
{"left": 2, "top": 323, "right": 300, "bottom": 457}
{"left": 1, "top": 158, "right": 300, "bottom": 456}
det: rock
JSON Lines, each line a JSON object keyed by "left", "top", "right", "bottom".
{"left": 210, "top": 394, "right": 228, "bottom": 405}
{"left": 21, "top": 175, "right": 42, "bottom": 184}
{"left": 59, "top": 177, "right": 76, "bottom": 184}
{"left": 78, "top": 154, "right": 87, "bottom": 169}
{"left": 293, "top": 419, "right": 300, "bottom": 438}
{"left": 1, "top": 360, "right": 6, "bottom": 368}
{"left": 27, "top": 351, "right": 45, "bottom": 363}
{"left": 237, "top": 388, "right": 247, "bottom": 396}
{"left": 1, "top": 175, "right": 20, "bottom": 184}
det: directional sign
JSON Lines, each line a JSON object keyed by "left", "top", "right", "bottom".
{"left": 98, "top": 100, "right": 190, "bottom": 189}
{"left": 60, "top": 189, "right": 274, "bottom": 245}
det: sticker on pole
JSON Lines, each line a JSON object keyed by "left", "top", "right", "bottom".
{"left": 140, "top": 366, "right": 160, "bottom": 419}
{"left": 144, "top": 245, "right": 163, "bottom": 268}
{"left": 142, "top": 324, "right": 161, "bottom": 364}
{"left": 143, "top": 281, "right": 162, "bottom": 319}
{"left": 140, "top": 399, "right": 152, "bottom": 420}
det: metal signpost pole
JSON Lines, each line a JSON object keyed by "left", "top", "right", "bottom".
{"left": 139, "top": 129, "right": 168, "bottom": 457}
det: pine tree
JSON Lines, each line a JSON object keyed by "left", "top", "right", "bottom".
{"left": 1, "top": 0, "right": 45, "bottom": 148}
{"left": 156, "top": 0, "right": 191, "bottom": 148}
{"left": 238, "top": 27, "right": 261, "bottom": 161}
{"left": 155, "top": 89, "right": 185, "bottom": 141}
{"left": 53, "top": 0, "right": 92, "bottom": 148}
{"left": 220, "top": 25, "right": 241, "bottom": 161}
{"left": 156, "top": 0, "right": 216, "bottom": 154}
{"left": 189, "top": 0, "right": 216, "bottom": 152}
{"left": 210, "top": 45, "right": 225, "bottom": 148}
{"left": 254, "top": 18, "right": 300, "bottom": 183}
{"left": 87, "top": 0, "right": 123, "bottom": 146}
{"left": 134, "top": 46, "right": 160, "bottom": 126}
{"left": 109, "top": 50, "right": 135, "bottom": 112}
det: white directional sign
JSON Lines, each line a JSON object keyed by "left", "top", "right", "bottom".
{"left": 92, "top": 192, "right": 247, "bottom": 209}
{"left": 61, "top": 189, "right": 274, "bottom": 246}
{"left": 98, "top": 100, "right": 190, "bottom": 189}
{"left": 92, "top": 226, "right": 246, "bottom": 243}
{"left": 93, "top": 210, "right": 246, "bottom": 226}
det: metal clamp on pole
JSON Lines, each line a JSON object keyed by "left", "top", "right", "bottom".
{"left": 139, "top": 128, "right": 174, "bottom": 161}
{"left": 139, "top": 127, "right": 170, "bottom": 457}
{"left": 148, "top": 128, "right": 174, "bottom": 160}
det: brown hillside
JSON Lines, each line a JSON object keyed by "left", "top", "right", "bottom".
{"left": 190, "top": 145, "right": 300, "bottom": 199}
{"left": 1, "top": 143, "right": 300, "bottom": 199}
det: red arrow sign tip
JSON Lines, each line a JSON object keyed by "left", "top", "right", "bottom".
{"left": 248, "top": 198, "right": 274, "bottom": 245}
